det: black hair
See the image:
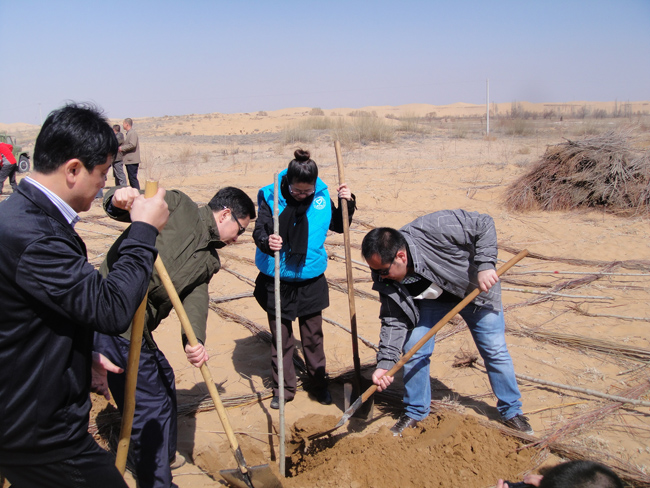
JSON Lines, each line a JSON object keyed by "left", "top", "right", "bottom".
{"left": 113, "top": 124, "right": 121, "bottom": 132}
{"left": 361, "top": 227, "right": 408, "bottom": 263}
{"left": 208, "top": 186, "right": 256, "bottom": 220}
{"left": 539, "top": 460, "right": 623, "bottom": 488}
{"left": 286, "top": 148, "right": 318, "bottom": 184}
{"left": 33, "top": 103, "right": 118, "bottom": 174}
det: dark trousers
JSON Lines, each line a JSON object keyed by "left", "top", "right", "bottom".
{"left": 268, "top": 312, "right": 327, "bottom": 400}
{"left": 0, "top": 435, "right": 128, "bottom": 488}
{"left": 0, "top": 163, "right": 17, "bottom": 194}
{"left": 125, "top": 163, "right": 140, "bottom": 189}
{"left": 112, "top": 160, "right": 127, "bottom": 186}
{"left": 94, "top": 333, "right": 178, "bottom": 488}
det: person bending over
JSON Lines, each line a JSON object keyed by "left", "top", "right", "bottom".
{"left": 94, "top": 185, "right": 255, "bottom": 488}
{"left": 361, "top": 210, "right": 532, "bottom": 436}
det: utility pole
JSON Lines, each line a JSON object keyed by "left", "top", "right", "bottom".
{"left": 486, "top": 79, "right": 490, "bottom": 137}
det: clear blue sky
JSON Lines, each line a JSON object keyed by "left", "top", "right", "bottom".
{"left": 1, "top": 0, "right": 648, "bottom": 124}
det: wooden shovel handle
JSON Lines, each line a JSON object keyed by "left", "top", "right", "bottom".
{"left": 153, "top": 257, "right": 248, "bottom": 471}
{"left": 334, "top": 141, "right": 362, "bottom": 387}
{"left": 381, "top": 250, "right": 529, "bottom": 382}
{"left": 116, "top": 181, "right": 159, "bottom": 474}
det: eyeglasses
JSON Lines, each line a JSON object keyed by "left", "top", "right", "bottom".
{"left": 223, "top": 207, "right": 246, "bottom": 236}
{"left": 370, "top": 255, "right": 396, "bottom": 277}
{"left": 288, "top": 184, "right": 315, "bottom": 196}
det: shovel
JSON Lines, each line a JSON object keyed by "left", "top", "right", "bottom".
{"left": 153, "top": 250, "right": 282, "bottom": 488}
{"left": 115, "top": 180, "right": 158, "bottom": 475}
{"left": 309, "top": 249, "right": 529, "bottom": 441}
{"left": 334, "top": 141, "right": 373, "bottom": 421}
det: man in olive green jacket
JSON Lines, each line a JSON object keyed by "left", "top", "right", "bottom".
{"left": 94, "top": 185, "right": 255, "bottom": 488}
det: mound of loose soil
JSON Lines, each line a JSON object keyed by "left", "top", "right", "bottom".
{"left": 283, "top": 412, "right": 535, "bottom": 488}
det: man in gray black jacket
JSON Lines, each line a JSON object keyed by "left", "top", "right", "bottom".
{"left": 361, "top": 210, "right": 532, "bottom": 436}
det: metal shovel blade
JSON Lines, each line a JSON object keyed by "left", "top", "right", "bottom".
{"left": 308, "top": 395, "right": 361, "bottom": 441}
{"left": 343, "top": 379, "right": 374, "bottom": 421}
{"left": 220, "top": 464, "right": 283, "bottom": 488}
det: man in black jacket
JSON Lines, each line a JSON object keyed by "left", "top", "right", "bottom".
{"left": 0, "top": 103, "right": 169, "bottom": 487}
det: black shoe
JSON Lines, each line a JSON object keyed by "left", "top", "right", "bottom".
{"left": 270, "top": 395, "right": 292, "bottom": 410}
{"left": 315, "top": 388, "right": 332, "bottom": 405}
{"left": 390, "top": 414, "right": 419, "bottom": 436}
{"left": 501, "top": 414, "right": 534, "bottom": 435}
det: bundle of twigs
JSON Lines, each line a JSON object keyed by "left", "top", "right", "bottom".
{"left": 504, "top": 129, "right": 650, "bottom": 214}
{"left": 569, "top": 303, "right": 650, "bottom": 323}
{"left": 512, "top": 326, "right": 650, "bottom": 363}
{"left": 499, "top": 244, "right": 650, "bottom": 272}
{"left": 532, "top": 381, "right": 650, "bottom": 449}
{"left": 505, "top": 261, "right": 622, "bottom": 311}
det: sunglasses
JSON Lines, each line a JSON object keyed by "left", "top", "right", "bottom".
{"left": 369, "top": 255, "right": 396, "bottom": 276}
{"left": 223, "top": 207, "right": 246, "bottom": 236}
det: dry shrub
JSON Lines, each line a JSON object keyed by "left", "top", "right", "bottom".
{"left": 450, "top": 120, "right": 470, "bottom": 139}
{"left": 178, "top": 145, "right": 195, "bottom": 164}
{"left": 347, "top": 110, "right": 376, "bottom": 118}
{"left": 282, "top": 126, "right": 314, "bottom": 145}
{"left": 397, "top": 112, "right": 429, "bottom": 134}
{"left": 504, "top": 129, "right": 650, "bottom": 214}
{"left": 499, "top": 118, "right": 534, "bottom": 136}
{"left": 282, "top": 117, "right": 336, "bottom": 145}
{"left": 298, "top": 117, "right": 335, "bottom": 131}
{"left": 570, "top": 120, "right": 608, "bottom": 137}
{"left": 335, "top": 116, "right": 394, "bottom": 145}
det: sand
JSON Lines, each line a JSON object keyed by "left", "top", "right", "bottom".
{"left": 2, "top": 102, "right": 649, "bottom": 487}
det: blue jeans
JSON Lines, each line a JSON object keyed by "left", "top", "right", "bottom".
{"left": 402, "top": 299, "right": 522, "bottom": 421}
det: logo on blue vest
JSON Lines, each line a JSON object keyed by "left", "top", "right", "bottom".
{"left": 313, "top": 196, "right": 327, "bottom": 210}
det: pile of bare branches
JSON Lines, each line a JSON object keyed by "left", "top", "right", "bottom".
{"left": 505, "top": 129, "right": 650, "bottom": 214}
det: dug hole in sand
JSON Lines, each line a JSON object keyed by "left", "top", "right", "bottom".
{"left": 190, "top": 412, "right": 537, "bottom": 488}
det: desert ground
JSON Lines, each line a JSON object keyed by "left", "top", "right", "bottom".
{"left": 2, "top": 100, "right": 649, "bottom": 487}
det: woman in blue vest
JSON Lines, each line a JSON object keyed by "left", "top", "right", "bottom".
{"left": 253, "top": 149, "right": 356, "bottom": 409}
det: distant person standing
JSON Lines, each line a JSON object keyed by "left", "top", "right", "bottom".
{"left": 121, "top": 117, "right": 141, "bottom": 189}
{"left": 112, "top": 124, "right": 127, "bottom": 186}
{"left": 0, "top": 142, "right": 18, "bottom": 195}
